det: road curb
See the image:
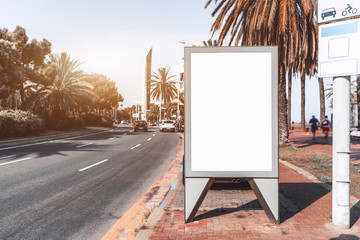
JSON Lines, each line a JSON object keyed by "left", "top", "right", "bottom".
{"left": 102, "top": 133, "right": 184, "bottom": 240}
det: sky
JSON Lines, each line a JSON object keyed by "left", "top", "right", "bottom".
{"left": 1, "top": 0, "right": 334, "bottom": 122}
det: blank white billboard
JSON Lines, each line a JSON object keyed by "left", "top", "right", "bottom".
{"left": 185, "top": 47, "right": 278, "bottom": 177}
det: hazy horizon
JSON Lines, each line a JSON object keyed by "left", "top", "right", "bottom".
{"left": 1, "top": 0, "right": 333, "bottom": 122}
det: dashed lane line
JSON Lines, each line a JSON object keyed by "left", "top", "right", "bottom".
{"left": 147, "top": 138, "right": 152, "bottom": 141}
{"left": 78, "top": 159, "right": 108, "bottom": 172}
{"left": 0, "top": 157, "right": 32, "bottom": 167}
{"left": 130, "top": 144, "right": 141, "bottom": 150}
{"left": 77, "top": 143, "right": 93, "bottom": 148}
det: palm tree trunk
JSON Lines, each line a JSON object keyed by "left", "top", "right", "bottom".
{"left": 159, "top": 92, "right": 162, "bottom": 122}
{"left": 287, "top": 71, "right": 292, "bottom": 130}
{"left": 279, "top": 63, "right": 289, "bottom": 145}
{"left": 301, "top": 72, "right": 306, "bottom": 131}
{"left": 319, "top": 77, "right": 325, "bottom": 122}
{"left": 357, "top": 75, "right": 360, "bottom": 127}
{"left": 159, "top": 103, "right": 162, "bottom": 122}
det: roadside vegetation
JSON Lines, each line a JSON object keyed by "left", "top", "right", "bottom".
{"left": 280, "top": 145, "right": 360, "bottom": 198}
{"left": 0, "top": 26, "right": 123, "bottom": 136}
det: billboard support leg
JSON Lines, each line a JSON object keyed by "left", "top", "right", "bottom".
{"left": 184, "top": 178, "right": 215, "bottom": 223}
{"left": 248, "top": 178, "right": 279, "bottom": 223}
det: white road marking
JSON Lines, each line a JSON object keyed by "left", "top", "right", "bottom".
{"left": 108, "top": 137, "right": 115, "bottom": 140}
{"left": 0, "top": 157, "right": 32, "bottom": 167}
{"left": 147, "top": 138, "right": 152, "bottom": 141}
{"left": 79, "top": 159, "right": 108, "bottom": 172}
{"left": 0, "top": 155, "right": 16, "bottom": 160}
{"left": 123, "top": 133, "right": 127, "bottom": 136}
{"left": 130, "top": 130, "right": 133, "bottom": 132}
{"left": 0, "top": 129, "right": 112, "bottom": 151}
{"left": 131, "top": 144, "right": 141, "bottom": 150}
{"left": 153, "top": 134, "right": 156, "bottom": 137}
{"left": 77, "top": 143, "right": 93, "bottom": 148}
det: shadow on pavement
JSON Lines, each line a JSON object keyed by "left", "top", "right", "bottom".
{"left": 351, "top": 203, "right": 360, "bottom": 228}
{"left": 290, "top": 136, "right": 333, "bottom": 149}
{"left": 280, "top": 182, "right": 330, "bottom": 222}
{"left": 330, "top": 234, "right": 359, "bottom": 240}
{"left": 0, "top": 142, "right": 112, "bottom": 160}
{"left": 194, "top": 199, "right": 262, "bottom": 221}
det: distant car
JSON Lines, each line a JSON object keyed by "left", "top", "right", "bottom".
{"left": 350, "top": 131, "right": 360, "bottom": 141}
{"left": 322, "top": 8, "right": 336, "bottom": 20}
{"left": 159, "top": 120, "right": 176, "bottom": 132}
{"left": 121, "top": 120, "right": 128, "bottom": 125}
{"left": 134, "top": 120, "right": 148, "bottom": 132}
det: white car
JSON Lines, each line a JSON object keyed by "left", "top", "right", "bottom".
{"left": 159, "top": 120, "right": 176, "bottom": 132}
{"left": 350, "top": 131, "right": 360, "bottom": 141}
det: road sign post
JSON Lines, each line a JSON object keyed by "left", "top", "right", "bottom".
{"left": 332, "top": 76, "right": 351, "bottom": 228}
{"left": 317, "top": 0, "right": 358, "bottom": 229}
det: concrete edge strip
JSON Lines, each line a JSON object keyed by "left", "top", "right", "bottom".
{"left": 279, "top": 159, "right": 360, "bottom": 210}
{"left": 102, "top": 138, "right": 184, "bottom": 240}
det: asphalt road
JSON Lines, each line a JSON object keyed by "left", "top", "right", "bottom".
{"left": 0, "top": 126, "right": 181, "bottom": 240}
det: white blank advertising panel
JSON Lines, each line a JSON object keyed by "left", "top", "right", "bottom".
{"left": 185, "top": 47, "right": 278, "bottom": 178}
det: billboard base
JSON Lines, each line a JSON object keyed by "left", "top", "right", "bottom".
{"left": 248, "top": 178, "right": 279, "bottom": 223}
{"left": 184, "top": 178, "right": 279, "bottom": 224}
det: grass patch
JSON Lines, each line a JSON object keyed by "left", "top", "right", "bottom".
{"left": 280, "top": 144, "right": 360, "bottom": 199}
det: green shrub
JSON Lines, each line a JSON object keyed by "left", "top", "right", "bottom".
{"left": 0, "top": 109, "right": 44, "bottom": 137}
{"left": 45, "top": 109, "right": 84, "bottom": 130}
{"left": 83, "top": 113, "right": 112, "bottom": 127}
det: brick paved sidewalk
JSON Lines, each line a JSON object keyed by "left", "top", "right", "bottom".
{"left": 145, "top": 164, "right": 360, "bottom": 239}
{"left": 133, "top": 130, "right": 360, "bottom": 239}
{"left": 289, "top": 130, "right": 360, "bottom": 164}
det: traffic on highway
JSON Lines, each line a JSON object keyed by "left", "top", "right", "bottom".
{"left": 0, "top": 124, "right": 181, "bottom": 240}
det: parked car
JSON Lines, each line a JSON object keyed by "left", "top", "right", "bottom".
{"left": 134, "top": 120, "right": 148, "bottom": 132}
{"left": 159, "top": 120, "right": 176, "bottom": 132}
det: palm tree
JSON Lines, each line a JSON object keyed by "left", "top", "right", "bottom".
{"left": 325, "top": 81, "right": 357, "bottom": 100}
{"left": 319, "top": 77, "right": 326, "bottom": 123}
{"left": 287, "top": 70, "right": 293, "bottom": 130}
{"left": 300, "top": 71, "right": 306, "bottom": 131}
{"left": 357, "top": 75, "right": 360, "bottom": 127}
{"left": 147, "top": 103, "right": 160, "bottom": 122}
{"left": 299, "top": 10, "right": 318, "bottom": 131}
{"left": 150, "top": 67, "right": 177, "bottom": 121}
{"left": 205, "top": 0, "right": 317, "bottom": 145}
{"left": 203, "top": 39, "right": 220, "bottom": 47}
{"left": 25, "top": 52, "right": 95, "bottom": 115}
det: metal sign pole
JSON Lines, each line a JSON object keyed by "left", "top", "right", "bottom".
{"left": 332, "top": 76, "right": 351, "bottom": 228}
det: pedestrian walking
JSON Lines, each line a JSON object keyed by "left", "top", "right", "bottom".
{"left": 321, "top": 115, "right": 331, "bottom": 139}
{"left": 309, "top": 115, "right": 319, "bottom": 140}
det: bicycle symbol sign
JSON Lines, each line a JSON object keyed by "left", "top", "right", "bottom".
{"left": 318, "top": 0, "right": 360, "bottom": 24}
{"left": 342, "top": 4, "right": 358, "bottom": 16}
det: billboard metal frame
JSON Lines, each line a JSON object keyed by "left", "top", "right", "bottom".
{"left": 184, "top": 46, "right": 279, "bottom": 178}
{"left": 184, "top": 46, "right": 279, "bottom": 223}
